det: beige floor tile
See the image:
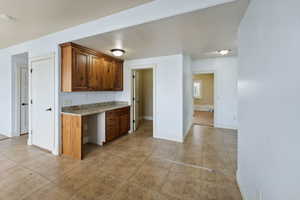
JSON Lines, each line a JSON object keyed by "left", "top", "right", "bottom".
{"left": 112, "top": 182, "right": 180, "bottom": 200}
{"left": 129, "top": 164, "right": 170, "bottom": 191}
{"left": 71, "top": 174, "right": 124, "bottom": 200}
{"left": 0, "top": 121, "right": 241, "bottom": 200}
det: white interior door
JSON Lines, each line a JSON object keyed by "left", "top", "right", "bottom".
{"left": 30, "top": 55, "right": 55, "bottom": 151}
{"left": 133, "top": 71, "right": 140, "bottom": 131}
{"left": 20, "top": 67, "right": 29, "bottom": 134}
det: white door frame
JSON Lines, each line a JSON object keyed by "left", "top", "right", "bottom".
{"left": 28, "top": 53, "right": 56, "bottom": 153}
{"left": 130, "top": 64, "right": 157, "bottom": 138}
{"left": 11, "top": 53, "right": 29, "bottom": 137}
{"left": 192, "top": 70, "right": 217, "bottom": 127}
{"left": 14, "top": 64, "right": 29, "bottom": 136}
{"left": 132, "top": 70, "right": 140, "bottom": 131}
{"left": 19, "top": 66, "right": 29, "bottom": 135}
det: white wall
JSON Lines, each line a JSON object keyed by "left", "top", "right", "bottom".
{"left": 0, "top": 0, "right": 232, "bottom": 152}
{"left": 238, "top": 1, "right": 300, "bottom": 200}
{"left": 115, "top": 54, "right": 184, "bottom": 142}
{"left": 192, "top": 56, "right": 238, "bottom": 129}
{"left": 182, "top": 55, "right": 193, "bottom": 138}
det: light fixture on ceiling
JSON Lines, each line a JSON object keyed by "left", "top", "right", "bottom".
{"left": 0, "top": 14, "right": 16, "bottom": 22}
{"left": 217, "top": 49, "right": 231, "bottom": 56}
{"left": 110, "top": 49, "right": 125, "bottom": 57}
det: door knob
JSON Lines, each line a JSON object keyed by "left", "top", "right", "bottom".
{"left": 21, "top": 103, "right": 28, "bottom": 106}
{"left": 45, "top": 108, "right": 52, "bottom": 111}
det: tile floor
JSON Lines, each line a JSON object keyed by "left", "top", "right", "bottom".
{"left": 0, "top": 134, "right": 8, "bottom": 141}
{"left": 0, "top": 121, "right": 241, "bottom": 200}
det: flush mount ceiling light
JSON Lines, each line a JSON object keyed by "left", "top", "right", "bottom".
{"left": 110, "top": 49, "right": 125, "bottom": 57}
{"left": 0, "top": 14, "right": 16, "bottom": 22}
{"left": 217, "top": 49, "right": 231, "bottom": 56}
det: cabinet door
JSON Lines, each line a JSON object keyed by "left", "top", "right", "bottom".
{"left": 120, "top": 113, "right": 130, "bottom": 135}
{"left": 119, "top": 107, "right": 130, "bottom": 135}
{"left": 102, "top": 58, "right": 115, "bottom": 90}
{"left": 88, "top": 55, "right": 102, "bottom": 90}
{"left": 113, "top": 60, "right": 123, "bottom": 91}
{"left": 105, "top": 111, "right": 120, "bottom": 142}
{"left": 72, "top": 48, "right": 89, "bottom": 91}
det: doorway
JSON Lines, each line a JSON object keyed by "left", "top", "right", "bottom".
{"left": 193, "top": 73, "right": 215, "bottom": 127}
{"left": 28, "top": 54, "right": 55, "bottom": 152}
{"left": 132, "top": 67, "right": 155, "bottom": 137}
{"left": 20, "top": 67, "right": 29, "bottom": 135}
{"left": 12, "top": 53, "right": 29, "bottom": 137}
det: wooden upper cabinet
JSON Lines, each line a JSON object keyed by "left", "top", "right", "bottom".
{"left": 100, "top": 57, "right": 113, "bottom": 90}
{"left": 72, "top": 48, "right": 89, "bottom": 91}
{"left": 60, "top": 42, "right": 124, "bottom": 92}
{"left": 88, "top": 55, "right": 102, "bottom": 91}
{"left": 113, "top": 60, "right": 123, "bottom": 91}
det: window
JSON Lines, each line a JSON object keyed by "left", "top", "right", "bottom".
{"left": 193, "top": 80, "right": 202, "bottom": 99}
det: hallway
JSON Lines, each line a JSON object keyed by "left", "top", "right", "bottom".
{"left": 0, "top": 122, "right": 240, "bottom": 200}
{"left": 193, "top": 111, "right": 214, "bottom": 127}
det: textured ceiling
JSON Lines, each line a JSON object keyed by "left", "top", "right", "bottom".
{"left": 75, "top": 0, "right": 249, "bottom": 59}
{"left": 0, "top": 0, "right": 152, "bottom": 49}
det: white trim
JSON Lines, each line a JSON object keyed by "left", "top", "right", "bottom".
{"left": 192, "top": 70, "right": 216, "bottom": 127}
{"left": 183, "top": 122, "right": 193, "bottom": 140}
{"left": 11, "top": 53, "right": 29, "bottom": 137}
{"left": 15, "top": 65, "right": 28, "bottom": 137}
{"left": 28, "top": 53, "right": 56, "bottom": 154}
{"left": 215, "top": 123, "right": 237, "bottom": 130}
{"left": 130, "top": 64, "right": 157, "bottom": 138}
{"left": 236, "top": 170, "right": 246, "bottom": 200}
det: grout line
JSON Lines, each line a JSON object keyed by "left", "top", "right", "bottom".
{"left": 151, "top": 156, "right": 214, "bottom": 172}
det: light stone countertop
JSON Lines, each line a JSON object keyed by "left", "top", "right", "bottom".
{"left": 61, "top": 101, "right": 130, "bottom": 116}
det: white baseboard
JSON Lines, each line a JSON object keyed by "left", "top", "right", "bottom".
{"left": 236, "top": 170, "right": 246, "bottom": 200}
{"left": 153, "top": 135, "right": 183, "bottom": 143}
{"left": 184, "top": 122, "right": 193, "bottom": 140}
{"left": 215, "top": 123, "right": 237, "bottom": 130}
{"left": 143, "top": 116, "right": 153, "bottom": 120}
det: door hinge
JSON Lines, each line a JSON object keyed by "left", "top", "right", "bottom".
{"left": 132, "top": 75, "right": 135, "bottom": 79}
{"left": 133, "top": 97, "right": 135, "bottom": 101}
{"left": 30, "top": 69, "right": 33, "bottom": 73}
{"left": 133, "top": 120, "right": 135, "bottom": 123}
{"left": 30, "top": 99, "right": 33, "bottom": 104}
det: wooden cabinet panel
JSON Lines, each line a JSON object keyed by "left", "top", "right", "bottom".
{"left": 88, "top": 55, "right": 102, "bottom": 90}
{"left": 61, "top": 114, "right": 86, "bottom": 160}
{"left": 113, "top": 60, "right": 123, "bottom": 91}
{"left": 120, "top": 113, "right": 130, "bottom": 134}
{"left": 101, "top": 57, "right": 115, "bottom": 90}
{"left": 105, "top": 106, "right": 130, "bottom": 143}
{"left": 72, "top": 48, "right": 89, "bottom": 91}
{"left": 60, "top": 42, "right": 123, "bottom": 92}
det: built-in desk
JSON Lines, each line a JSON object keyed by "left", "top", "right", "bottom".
{"left": 61, "top": 102, "right": 130, "bottom": 160}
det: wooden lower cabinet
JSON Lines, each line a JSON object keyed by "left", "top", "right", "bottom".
{"left": 105, "top": 106, "right": 130, "bottom": 143}
{"left": 61, "top": 114, "right": 86, "bottom": 160}
{"left": 61, "top": 106, "right": 130, "bottom": 160}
